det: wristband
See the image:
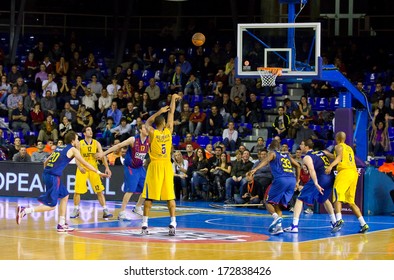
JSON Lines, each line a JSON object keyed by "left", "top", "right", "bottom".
{"left": 96, "top": 170, "right": 102, "bottom": 175}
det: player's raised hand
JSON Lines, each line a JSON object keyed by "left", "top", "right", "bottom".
{"left": 159, "top": 106, "right": 170, "bottom": 113}
{"left": 95, "top": 152, "right": 104, "bottom": 159}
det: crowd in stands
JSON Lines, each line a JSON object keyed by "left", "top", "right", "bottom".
{"left": 1, "top": 32, "right": 394, "bottom": 207}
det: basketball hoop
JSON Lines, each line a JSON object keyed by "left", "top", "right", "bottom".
{"left": 257, "top": 67, "right": 282, "bottom": 87}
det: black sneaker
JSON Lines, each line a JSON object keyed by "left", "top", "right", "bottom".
{"left": 331, "top": 219, "right": 344, "bottom": 233}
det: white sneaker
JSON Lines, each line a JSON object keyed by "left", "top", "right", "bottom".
{"left": 284, "top": 224, "right": 299, "bottom": 233}
{"left": 132, "top": 207, "right": 143, "bottom": 216}
{"left": 70, "top": 208, "right": 80, "bottom": 219}
{"left": 271, "top": 226, "right": 284, "bottom": 235}
{"left": 57, "top": 223, "right": 75, "bottom": 232}
{"left": 268, "top": 217, "right": 282, "bottom": 233}
{"left": 304, "top": 208, "right": 313, "bottom": 214}
{"left": 118, "top": 211, "right": 131, "bottom": 221}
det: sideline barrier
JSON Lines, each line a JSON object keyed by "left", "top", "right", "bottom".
{"left": 0, "top": 162, "right": 129, "bottom": 201}
{"left": 364, "top": 166, "right": 394, "bottom": 215}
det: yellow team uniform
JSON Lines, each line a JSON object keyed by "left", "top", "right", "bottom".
{"left": 142, "top": 127, "right": 175, "bottom": 200}
{"left": 75, "top": 139, "right": 105, "bottom": 194}
{"left": 333, "top": 142, "right": 358, "bottom": 204}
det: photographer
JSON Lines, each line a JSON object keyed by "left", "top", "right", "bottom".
{"left": 234, "top": 171, "right": 264, "bottom": 205}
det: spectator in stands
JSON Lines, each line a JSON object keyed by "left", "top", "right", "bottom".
{"left": 41, "top": 90, "right": 57, "bottom": 117}
{"left": 123, "top": 101, "right": 139, "bottom": 124}
{"left": 110, "top": 116, "right": 131, "bottom": 142}
{"left": 222, "top": 121, "right": 238, "bottom": 152}
{"left": 210, "top": 68, "right": 228, "bottom": 93}
{"left": 12, "top": 145, "right": 31, "bottom": 162}
{"left": 106, "top": 76, "right": 121, "bottom": 98}
{"left": 250, "top": 137, "right": 266, "bottom": 153}
{"left": 57, "top": 75, "right": 70, "bottom": 111}
{"left": 272, "top": 106, "right": 290, "bottom": 140}
{"left": 175, "top": 102, "right": 191, "bottom": 137}
{"left": 87, "top": 74, "right": 103, "bottom": 96}
{"left": 0, "top": 75, "right": 11, "bottom": 104}
{"left": 31, "top": 141, "right": 50, "bottom": 163}
{"left": 42, "top": 73, "right": 58, "bottom": 97}
{"left": 11, "top": 101, "right": 31, "bottom": 137}
{"left": 81, "top": 88, "right": 98, "bottom": 115}
{"left": 24, "top": 52, "right": 38, "bottom": 82}
{"left": 112, "top": 65, "right": 125, "bottom": 84}
{"left": 230, "top": 78, "right": 247, "bottom": 102}
{"left": 142, "top": 45, "right": 158, "bottom": 70}
{"left": 7, "top": 65, "right": 22, "bottom": 86}
{"left": 55, "top": 56, "right": 69, "bottom": 78}
{"left": 210, "top": 151, "right": 232, "bottom": 201}
{"left": 184, "top": 73, "right": 201, "bottom": 96}
{"left": 24, "top": 90, "right": 40, "bottom": 113}
{"left": 178, "top": 54, "right": 192, "bottom": 76}
{"left": 169, "top": 65, "right": 187, "bottom": 94}
{"left": 162, "top": 54, "right": 177, "bottom": 83}
{"left": 34, "top": 64, "right": 48, "bottom": 94}
{"left": 139, "top": 92, "right": 154, "bottom": 120}
{"left": 235, "top": 171, "right": 264, "bottom": 205}
{"left": 106, "top": 101, "right": 123, "bottom": 126}
{"left": 42, "top": 55, "right": 53, "bottom": 74}
{"left": 7, "top": 86, "right": 23, "bottom": 118}
{"left": 59, "top": 116, "right": 73, "bottom": 139}
{"left": 212, "top": 80, "right": 226, "bottom": 105}
{"left": 283, "top": 97, "right": 299, "bottom": 117}
{"left": 84, "top": 52, "right": 102, "bottom": 81}
{"left": 38, "top": 114, "right": 59, "bottom": 143}
{"left": 224, "top": 149, "right": 254, "bottom": 204}
{"left": 69, "top": 51, "right": 84, "bottom": 80}
{"left": 48, "top": 42, "right": 64, "bottom": 64}
{"left": 33, "top": 41, "right": 47, "bottom": 64}
{"left": 190, "top": 147, "right": 210, "bottom": 200}
{"left": 206, "top": 104, "right": 224, "bottom": 136}
{"left": 189, "top": 104, "right": 206, "bottom": 136}
{"left": 30, "top": 103, "right": 45, "bottom": 132}
{"left": 145, "top": 78, "right": 160, "bottom": 107}
{"left": 16, "top": 77, "right": 28, "bottom": 98}
{"left": 386, "top": 96, "right": 394, "bottom": 127}
{"left": 7, "top": 136, "right": 21, "bottom": 159}
{"left": 246, "top": 92, "right": 263, "bottom": 128}
{"left": 230, "top": 96, "right": 246, "bottom": 123}
{"left": 298, "top": 95, "right": 312, "bottom": 119}
{"left": 64, "top": 87, "right": 80, "bottom": 114}
{"left": 106, "top": 138, "right": 121, "bottom": 165}
{"left": 74, "top": 75, "right": 87, "bottom": 97}
{"left": 370, "top": 110, "right": 390, "bottom": 156}
{"left": 59, "top": 102, "right": 77, "bottom": 126}
{"left": 178, "top": 133, "right": 200, "bottom": 150}
{"left": 292, "top": 120, "right": 318, "bottom": 153}
{"left": 98, "top": 116, "right": 115, "bottom": 147}
{"left": 374, "top": 98, "right": 387, "bottom": 125}
{"left": 76, "top": 104, "right": 94, "bottom": 132}
{"left": 173, "top": 150, "right": 189, "bottom": 200}
{"left": 384, "top": 81, "right": 394, "bottom": 107}
{"left": 199, "top": 56, "right": 216, "bottom": 94}
{"left": 97, "top": 88, "right": 111, "bottom": 120}
{"left": 355, "top": 81, "right": 368, "bottom": 95}
{"left": 370, "top": 82, "right": 385, "bottom": 106}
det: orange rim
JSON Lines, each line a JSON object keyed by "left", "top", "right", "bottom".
{"left": 257, "top": 67, "right": 283, "bottom": 76}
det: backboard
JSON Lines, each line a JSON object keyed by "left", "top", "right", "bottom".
{"left": 236, "top": 22, "right": 321, "bottom": 80}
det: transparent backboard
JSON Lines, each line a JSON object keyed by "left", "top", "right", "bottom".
{"left": 236, "top": 22, "right": 321, "bottom": 78}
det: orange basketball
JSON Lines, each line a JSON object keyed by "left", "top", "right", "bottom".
{"left": 192, "top": 32, "right": 206, "bottom": 47}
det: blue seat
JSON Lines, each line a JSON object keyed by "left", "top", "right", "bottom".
{"left": 329, "top": 97, "right": 339, "bottom": 111}
{"left": 309, "top": 124, "right": 322, "bottom": 134}
{"left": 262, "top": 96, "right": 277, "bottom": 110}
{"left": 314, "top": 97, "right": 329, "bottom": 111}
{"left": 389, "top": 127, "right": 394, "bottom": 141}
{"left": 211, "top": 136, "right": 223, "bottom": 146}
{"left": 172, "top": 135, "right": 180, "bottom": 148}
{"left": 189, "top": 95, "right": 203, "bottom": 108}
{"left": 196, "top": 135, "right": 210, "bottom": 148}
{"left": 307, "top": 97, "right": 315, "bottom": 109}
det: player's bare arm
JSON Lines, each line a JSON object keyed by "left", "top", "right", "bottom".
{"left": 167, "top": 93, "right": 181, "bottom": 133}
{"left": 325, "top": 144, "right": 343, "bottom": 174}
{"left": 250, "top": 152, "right": 275, "bottom": 175}
{"left": 96, "top": 136, "right": 135, "bottom": 159}
{"left": 69, "top": 147, "right": 109, "bottom": 177}
{"left": 289, "top": 155, "right": 301, "bottom": 184}
{"left": 96, "top": 140, "right": 112, "bottom": 177}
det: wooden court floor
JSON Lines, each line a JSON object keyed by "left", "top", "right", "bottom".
{"left": 0, "top": 196, "right": 393, "bottom": 260}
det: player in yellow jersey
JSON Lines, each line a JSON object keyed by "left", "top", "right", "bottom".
{"left": 325, "top": 131, "right": 369, "bottom": 233}
{"left": 141, "top": 93, "right": 180, "bottom": 236}
{"left": 70, "top": 126, "right": 113, "bottom": 219}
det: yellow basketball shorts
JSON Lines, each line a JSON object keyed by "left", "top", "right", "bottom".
{"left": 333, "top": 169, "right": 358, "bottom": 204}
{"left": 142, "top": 160, "right": 175, "bottom": 201}
{"left": 75, "top": 168, "right": 105, "bottom": 194}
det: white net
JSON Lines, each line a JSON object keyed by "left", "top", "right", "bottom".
{"left": 258, "top": 69, "right": 279, "bottom": 87}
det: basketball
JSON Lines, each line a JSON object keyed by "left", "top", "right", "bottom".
{"left": 192, "top": 32, "right": 205, "bottom": 46}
